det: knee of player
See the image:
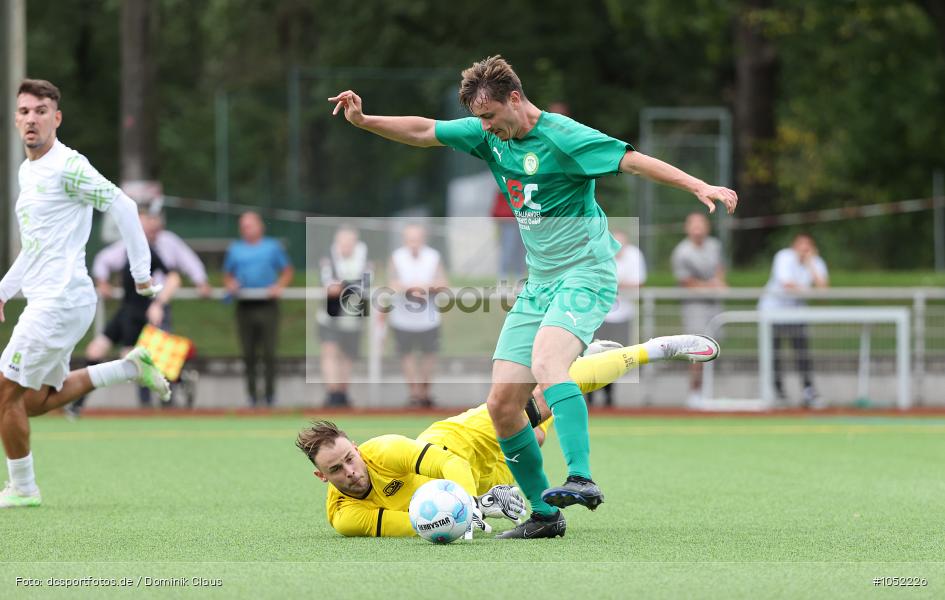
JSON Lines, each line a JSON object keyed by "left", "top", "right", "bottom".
{"left": 530, "top": 355, "right": 569, "bottom": 386}
{"left": 486, "top": 390, "right": 520, "bottom": 422}
{"left": 0, "top": 375, "right": 26, "bottom": 403}
{"left": 25, "top": 402, "right": 47, "bottom": 417}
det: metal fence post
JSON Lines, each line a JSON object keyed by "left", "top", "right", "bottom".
{"left": 913, "top": 291, "right": 925, "bottom": 405}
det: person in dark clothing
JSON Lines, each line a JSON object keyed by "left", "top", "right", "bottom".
{"left": 73, "top": 210, "right": 208, "bottom": 415}
{"left": 223, "top": 211, "right": 294, "bottom": 407}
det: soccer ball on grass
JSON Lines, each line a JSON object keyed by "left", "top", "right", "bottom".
{"left": 409, "top": 479, "right": 474, "bottom": 544}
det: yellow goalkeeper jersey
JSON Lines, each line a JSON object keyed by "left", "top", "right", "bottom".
{"left": 325, "top": 403, "right": 551, "bottom": 537}
{"left": 417, "top": 403, "right": 539, "bottom": 496}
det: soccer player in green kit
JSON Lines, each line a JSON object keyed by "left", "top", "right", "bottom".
{"left": 329, "top": 56, "right": 737, "bottom": 539}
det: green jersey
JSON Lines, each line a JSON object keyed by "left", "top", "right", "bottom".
{"left": 435, "top": 112, "right": 631, "bottom": 282}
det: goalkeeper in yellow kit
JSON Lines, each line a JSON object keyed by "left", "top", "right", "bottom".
{"left": 296, "top": 334, "right": 719, "bottom": 538}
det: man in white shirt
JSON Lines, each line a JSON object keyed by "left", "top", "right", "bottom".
{"left": 587, "top": 231, "right": 646, "bottom": 406}
{"left": 0, "top": 79, "right": 170, "bottom": 508}
{"left": 758, "top": 233, "right": 829, "bottom": 407}
{"left": 387, "top": 224, "right": 448, "bottom": 408}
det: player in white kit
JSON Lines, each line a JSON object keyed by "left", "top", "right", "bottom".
{"left": 0, "top": 79, "right": 171, "bottom": 508}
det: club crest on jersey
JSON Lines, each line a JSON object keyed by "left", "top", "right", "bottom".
{"left": 523, "top": 152, "right": 539, "bottom": 175}
{"left": 383, "top": 480, "right": 404, "bottom": 496}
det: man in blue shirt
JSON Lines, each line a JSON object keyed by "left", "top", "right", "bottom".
{"left": 223, "top": 211, "right": 293, "bottom": 406}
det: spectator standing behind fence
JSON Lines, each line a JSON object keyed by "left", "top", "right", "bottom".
{"left": 671, "top": 212, "right": 726, "bottom": 407}
{"left": 586, "top": 231, "right": 646, "bottom": 407}
{"left": 223, "top": 211, "right": 294, "bottom": 407}
{"left": 319, "top": 225, "right": 371, "bottom": 408}
{"left": 387, "top": 224, "right": 448, "bottom": 408}
{"left": 758, "top": 233, "right": 828, "bottom": 408}
{"left": 71, "top": 209, "right": 211, "bottom": 416}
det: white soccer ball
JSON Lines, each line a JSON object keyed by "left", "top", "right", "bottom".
{"left": 409, "top": 479, "right": 474, "bottom": 544}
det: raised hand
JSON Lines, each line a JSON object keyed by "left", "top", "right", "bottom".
{"left": 695, "top": 184, "right": 738, "bottom": 215}
{"left": 328, "top": 90, "right": 365, "bottom": 126}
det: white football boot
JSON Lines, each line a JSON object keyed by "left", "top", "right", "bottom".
{"left": 654, "top": 334, "right": 720, "bottom": 363}
{"left": 0, "top": 480, "right": 41, "bottom": 508}
{"left": 125, "top": 347, "right": 172, "bottom": 402}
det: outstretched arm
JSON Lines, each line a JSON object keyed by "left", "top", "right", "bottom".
{"left": 620, "top": 150, "right": 738, "bottom": 215}
{"left": 329, "top": 90, "right": 443, "bottom": 148}
{"left": 331, "top": 503, "right": 415, "bottom": 537}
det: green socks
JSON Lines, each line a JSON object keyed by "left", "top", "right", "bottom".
{"left": 544, "top": 382, "right": 592, "bottom": 480}
{"left": 498, "top": 424, "right": 557, "bottom": 516}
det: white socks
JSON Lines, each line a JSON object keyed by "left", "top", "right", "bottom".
{"left": 88, "top": 359, "right": 138, "bottom": 388}
{"left": 642, "top": 338, "right": 668, "bottom": 361}
{"left": 8, "top": 453, "right": 38, "bottom": 494}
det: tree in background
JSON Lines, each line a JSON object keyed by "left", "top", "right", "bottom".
{"left": 733, "top": 0, "right": 779, "bottom": 265}
{"left": 120, "top": 0, "right": 157, "bottom": 184}
{"left": 21, "top": 0, "right": 945, "bottom": 269}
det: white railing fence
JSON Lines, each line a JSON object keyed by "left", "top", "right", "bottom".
{"left": 94, "top": 286, "right": 945, "bottom": 408}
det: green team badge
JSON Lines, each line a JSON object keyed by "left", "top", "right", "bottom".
{"left": 523, "top": 152, "right": 539, "bottom": 175}
{"left": 12, "top": 352, "right": 22, "bottom": 365}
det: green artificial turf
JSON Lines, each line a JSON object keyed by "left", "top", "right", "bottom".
{"left": 1, "top": 414, "right": 943, "bottom": 599}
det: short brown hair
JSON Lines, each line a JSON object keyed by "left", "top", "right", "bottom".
{"left": 18, "top": 79, "right": 61, "bottom": 107}
{"left": 458, "top": 55, "right": 524, "bottom": 112}
{"left": 296, "top": 420, "right": 349, "bottom": 466}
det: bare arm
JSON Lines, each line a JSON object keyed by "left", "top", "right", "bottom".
{"left": 223, "top": 273, "right": 240, "bottom": 295}
{"left": 679, "top": 271, "right": 726, "bottom": 290}
{"left": 809, "top": 254, "right": 829, "bottom": 288}
{"left": 714, "top": 265, "right": 728, "bottom": 287}
{"left": 268, "top": 265, "right": 295, "bottom": 299}
{"left": 620, "top": 150, "right": 738, "bottom": 214}
{"left": 431, "top": 262, "right": 449, "bottom": 291}
{"left": 329, "top": 90, "right": 443, "bottom": 148}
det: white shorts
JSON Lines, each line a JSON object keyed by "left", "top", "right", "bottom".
{"left": 1, "top": 303, "right": 96, "bottom": 391}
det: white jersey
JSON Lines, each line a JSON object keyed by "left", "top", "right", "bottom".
{"left": 758, "top": 248, "right": 829, "bottom": 311}
{"left": 388, "top": 245, "right": 442, "bottom": 332}
{"left": 0, "top": 139, "right": 151, "bottom": 308}
{"left": 604, "top": 244, "right": 646, "bottom": 323}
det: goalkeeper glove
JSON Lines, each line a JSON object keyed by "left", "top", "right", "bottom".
{"left": 477, "top": 485, "right": 527, "bottom": 522}
{"left": 464, "top": 506, "right": 492, "bottom": 539}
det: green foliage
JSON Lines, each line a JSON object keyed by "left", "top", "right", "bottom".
{"left": 22, "top": 0, "right": 945, "bottom": 268}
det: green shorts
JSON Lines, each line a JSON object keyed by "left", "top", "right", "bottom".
{"left": 493, "top": 261, "right": 618, "bottom": 368}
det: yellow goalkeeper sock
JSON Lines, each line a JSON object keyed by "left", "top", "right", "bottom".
{"left": 568, "top": 345, "right": 650, "bottom": 394}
